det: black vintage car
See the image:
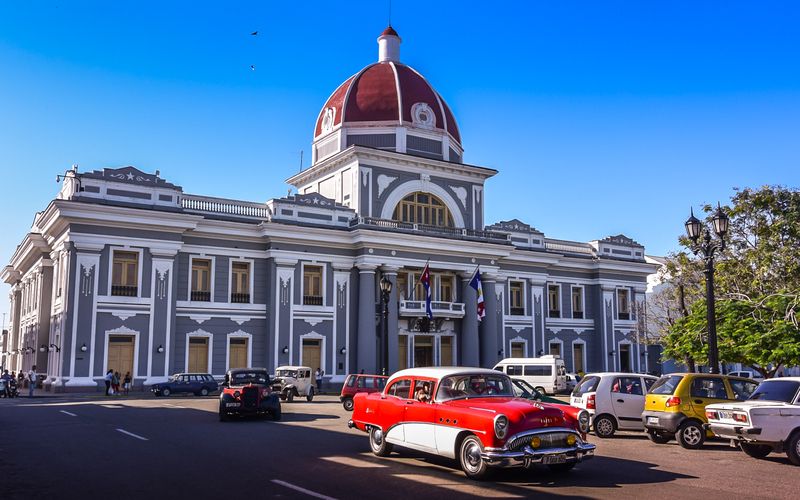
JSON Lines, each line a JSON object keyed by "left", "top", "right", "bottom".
{"left": 218, "top": 368, "right": 281, "bottom": 422}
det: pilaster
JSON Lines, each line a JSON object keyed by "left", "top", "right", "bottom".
{"left": 460, "top": 272, "right": 479, "bottom": 367}
{"left": 356, "top": 264, "right": 377, "bottom": 374}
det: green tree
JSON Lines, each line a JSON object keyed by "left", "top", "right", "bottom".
{"left": 661, "top": 185, "right": 800, "bottom": 376}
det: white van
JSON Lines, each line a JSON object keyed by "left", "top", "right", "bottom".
{"left": 493, "top": 356, "right": 567, "bottom": 395}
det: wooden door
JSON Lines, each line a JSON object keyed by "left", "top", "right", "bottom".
{"left": 107, "top": 335, "right": 134, "bottom": 377}
{"left": 440, "top": 336, "right": 453, "bottom": 366}
{"left": 511, "top": 342, "right": 525, "bottom": 358}
{"left": 229, "top": 338, "right": 248, "bottom": 369}
{"left": 188, "top": 337, "right": 209, "bottom": 372}
{"left": 573, "top": 343, "right": 585, "bottom": 373}
{"left": 398, "top": 335, "right": 408, "bottom": 370}
{"left": 302, "top": 339, "right": 321, "bottom": 385}
{"left": 413, "top": 336, "right": 433, "bottom": 367}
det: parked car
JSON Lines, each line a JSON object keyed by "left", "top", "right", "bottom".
{"left": 151, "top": 373, "right": 219, "bottom": 397}
{"left": 348, "top": 367, "right": 595, "bottom": 479}
{"left": 728, "top": 370, "right": 765, "bottom": 383}
{"left": 510, "top": 378, "right": 565, "bottom": 405}
{"left": 642, "top": 373, "right": 758, "bottom": 449}
{"left": 564, "top": 373, "right": 579, "bottom": 393}
{"left": 271, "top": 365, "right": 315, "bottom": 402}
{"left": 218, "top": 368, "right": 281, "bottom": 421}
{"left": 493, "top": 355, "right": 568, "bottom": 395}
{"left": 705, "top": 377, "right": 800, "bottom": 465}
{"left": 340, "top": 373, "right": 388, "bottom": 411}
{"left": 570, "top": 372, "right": 658, "bottom": 438}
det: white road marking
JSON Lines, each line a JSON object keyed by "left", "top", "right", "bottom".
{"left": 320, "top": 456, "right": 387, "bottom": 468}
{"left": 59, "top": 410, "right": 77, "bottom": 417}
{"left": 115, "top": 428, "right": 149, "bottom": 441}
{"left": 271, "top": 479, "right": 337, "bottom": 500}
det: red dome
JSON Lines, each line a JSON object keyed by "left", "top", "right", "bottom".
{"left": 314, "top": 61, "right": 461, "bottom": 145}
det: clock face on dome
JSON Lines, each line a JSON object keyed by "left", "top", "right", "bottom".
{"left": 321, "top": 107, "right": 336, "bottom": 133}
{"left": 411, "top": 102, "right": 435, "bottom": 129}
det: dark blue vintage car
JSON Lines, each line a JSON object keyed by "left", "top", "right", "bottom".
{"left": 152, "top": 373, "right": 219, "bottom": 397}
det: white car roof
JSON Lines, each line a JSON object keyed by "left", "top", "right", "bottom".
{"left": 275, "top": 365, "right": 312, "bottom": 371}
{"left": 759, "top": 377, "right": 800, "bottom": 382}
{"left": 387, "top": 367, "right": 502, "bottom": 384}
{"left": 584, "top": 372, "right": 658, "bottom": 379}
{"left": 496, "top": 357, "right": 562, "bottom": 364}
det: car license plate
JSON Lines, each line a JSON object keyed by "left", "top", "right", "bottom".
{"left": 226, "top": 402, "right": 240, "bottom": 407}
{"left": 718, "top": 411, "right": 732, "bottom": 419}
{"left": 572, "top": 397, "right": 582, "bottom": 405}
{"left": 647, "top": 416, "right": 659, "bottom": 425}
{"left": 543, "top": 454, "right": 567, "bottom": 465}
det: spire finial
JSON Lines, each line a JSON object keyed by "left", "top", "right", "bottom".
{"left": 377, "top": 26, "right": 401, "bottom": 62}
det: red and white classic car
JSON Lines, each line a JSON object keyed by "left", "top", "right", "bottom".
{"left": 348, "top": 367, "right": 595, "bottom": 479}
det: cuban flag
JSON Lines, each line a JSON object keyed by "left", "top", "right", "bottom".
{"left": 469, "top": 267, "right": 486, "bottom": 321}
{"left": 420, "top": 263, "right": 433, "bottom": 319}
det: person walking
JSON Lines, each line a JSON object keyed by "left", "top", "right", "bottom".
{"left": 315, "top": 367, "right": 323, "bottom": 393}
{"left": 1, "top": 369, "right": 11, "bottom": 398}
{"left": 104, "top": 369, "right": 113, "bottom": 396}
{"left": 112, "top": 371, "right": 121, "bottom": 396}
{"left": 27, "top": 365, "right": 37, "bottom": 398}
{"left": 123, "top": 372, "right": 131, "bottom": 395}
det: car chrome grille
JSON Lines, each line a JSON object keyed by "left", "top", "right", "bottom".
{"left": 242, "top": 387, "right": 258, "bottom": 408}
{"left": 507, "top": 432, "right": 572, "bottom": 452}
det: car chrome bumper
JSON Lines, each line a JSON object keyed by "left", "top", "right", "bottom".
{"left": 481, "top": 428, "right": 596, "bottom": 468}
{"left": 704, "top": 423, "right": 762, "bottom": 439}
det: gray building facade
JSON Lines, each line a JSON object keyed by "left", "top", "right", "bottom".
{"left": 1, "top": 28, "right": 656, "bottom": 390}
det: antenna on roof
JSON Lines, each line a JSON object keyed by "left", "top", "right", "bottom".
{"left": 388, "top": 0, "right": 392, "bottom": 26}
{"left": 299, "top": 150, "right": 304, "bottom": 171}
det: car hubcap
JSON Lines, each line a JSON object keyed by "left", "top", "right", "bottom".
{"left": 684, "top": 426, "right": 701, "bottom": 445}
{"left": 597, "top": 419, "right": 612, "bottom": 435}
{"left": 464, "top": 441, "right": 481, "bottom": 472}
{"left": 372, "top": 429, "right": 383, "bottom": 446}
{"left": 795, "top": 440, "right": 800, "bottom": 456}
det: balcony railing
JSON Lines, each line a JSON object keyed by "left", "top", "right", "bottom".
{"left": 349, "top": 217, "right": 511, "bottom": 244}
{"left": 544, "top": 238, "right": 596, "bottom": 256}
{"left": 509, "top": 307, "right": 526, "bottom": 316}
{"left": 231, "top": 293, "right": 251, "bottom": 304}
{"left": 191, "top": 291, "right": 211, "bottom": 302}
{"left": 618, "top": 312, "right": 630, "bottom": 320}
{"left": 182, "top": 194, "right": 270, "bottom": 219}
{"left": 573, "top": 311, "right": 584, "bottom": 319}
{"left": 399, "top": 300, "right": 465, "bottom": 318}
{"left": 303, "top": 295, "right": 323, "bottom": 306}
{"left": 548, "top": 310, "right": 561, "bottom": 318}
{"left": 111, "top": 285, "right": 138, "bottom": 297}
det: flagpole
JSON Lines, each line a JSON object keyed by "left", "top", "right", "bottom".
{"left": 412, "top": 259, "right": 430, "bottom": 301}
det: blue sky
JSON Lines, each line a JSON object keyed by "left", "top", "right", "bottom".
{"left": 1, "top": 1, "right": 798, "bottom": 323}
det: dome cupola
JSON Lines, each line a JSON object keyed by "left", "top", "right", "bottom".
{"left": 312, "top": 27, "right": 462, "bottom": 164}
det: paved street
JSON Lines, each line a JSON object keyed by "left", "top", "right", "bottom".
{"left": 1, "top": 394, "right": 796, "bottom": 499}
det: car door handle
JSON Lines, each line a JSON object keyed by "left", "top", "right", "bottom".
{"left": 694, "top": 400, "right": 703, "bottom": 404}
{"left": 616, "top": 399, "right": 625, "bottom": 403}
{"left": 406, "top": 401, "right": 414, "bottom": 405}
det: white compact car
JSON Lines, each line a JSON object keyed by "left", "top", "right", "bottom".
{"left": 705, "top": 377, "right": 800, "bottom": 465}
{"left": 570, "top": 372, "right": 658, "bottom": 438}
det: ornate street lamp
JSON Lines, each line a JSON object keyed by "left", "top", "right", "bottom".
{"left": 379, "top": 275, "right": 393, "bottom": 376}
{"left": 684, "top": 204, "right": 729, "bottom": 374}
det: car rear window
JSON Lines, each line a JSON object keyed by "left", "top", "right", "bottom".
{"left": 524, "top": 365, "right": 552, "bottom": 376}
{"left": 749, "top": 380, "right": 800, "bottom": 403}
{"left": 377, "top": 377, "right": 387, "bottom": 389}
{"left": 572, "top": 376, "right": 600, "bottom": 396}
{"left": 649, "top": 375, "right": 684, "bottom": 395}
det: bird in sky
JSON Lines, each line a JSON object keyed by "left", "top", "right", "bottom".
{"left": 251, "top": 31, "right": 258, "bottom": 36}
{"left": 250, "top": 65, "right": 255, "bottom": 71}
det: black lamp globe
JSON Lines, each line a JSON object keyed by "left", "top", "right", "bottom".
{"left": 684, "top": 208, "right": 702, "bottom": 242}
{"left": 379, "top": 275, "right": 393, "bottom": 295}
{"left": 712, "top": 204, "right": 729, "bottom": 238}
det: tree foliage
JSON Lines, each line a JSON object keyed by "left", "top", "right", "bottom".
{"left": 659, "top": 185, "right": 800, "bottom": 376}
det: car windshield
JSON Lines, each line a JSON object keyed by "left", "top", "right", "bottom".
{"left": 436, "top": 373, "right": 514, "bottom": 402}
{"left": 169, "top": 374, "right": 181, "bottom": 382}
{"left": 231, "top": 371, "right": 268, "bottom": 385}
{"left": 511, "top": 378, "right": 541, "bottom": 399}
{"left": 748, "top": 380, "right": 800, "bottom": 403}
{"left": 572, "top": 376, "right": 600, "bottom": 396}
{"left": 276, "top": 369, "right": 297, "bottom": 378}
{"left": 650, "top": 375, "right": 684, "bottom": 395}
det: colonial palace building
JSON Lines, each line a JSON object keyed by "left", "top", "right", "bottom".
{"left": 1, "top": 28, "right": 656, "bottom": 391}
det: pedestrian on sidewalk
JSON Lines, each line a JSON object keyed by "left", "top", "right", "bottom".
{"left": 315, "top": 367, "right": 323, "bottom": 393}
{"left": 123, "top": 372, "right": 131, "bottom": 395}
{"left": 112, "top": 371, "right": 121, "bottom": 396}
{"left": 104, "top": 369, "right": 113, "bottom": 396}
{"left": 1, "top": 369, "right": 11, "bottom": 398}
{"left": 27, "top": 365, "right": 37, "bottom": 398}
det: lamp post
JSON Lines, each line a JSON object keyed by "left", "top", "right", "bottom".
{"left": 684, "top": 204, "right": 729, "bottom": 374}
{"left": 379, "top": 275, "right": 393, "bottom": 376}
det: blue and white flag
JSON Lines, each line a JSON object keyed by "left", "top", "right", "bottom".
{"left": 469, "top": 266, "right": 485, "bottom": 321}
{"left": 419, "top": 263, "right": 433, "bottom": 319}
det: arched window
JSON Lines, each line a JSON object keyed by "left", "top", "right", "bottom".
{"left": 393, "top": 192, "right": 454, "bottom": 227}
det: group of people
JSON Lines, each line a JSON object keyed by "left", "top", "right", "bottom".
{"left": 0, "top": 365, "right": 37, "bottom": 398}
{"left": 104, "top": 369, "right": 132, "bottom": 396}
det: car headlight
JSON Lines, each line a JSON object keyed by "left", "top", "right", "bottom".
{"left": 577, "top": 410, "right": 590, "bottom": 433}
{"left": 494, "top": 414, "right": 509, "bottom": 439}
{"left": 233, "top": 391, "right": 240, "bottom": 399}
